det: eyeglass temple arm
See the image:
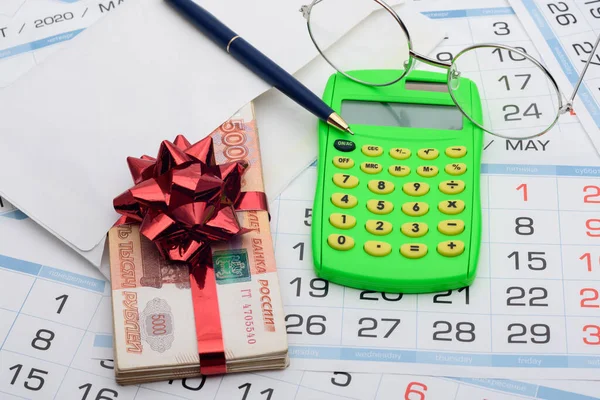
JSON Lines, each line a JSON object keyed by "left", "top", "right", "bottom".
{"left": 566, "top": 34, "right": 600, "bottom": 111}
{"left": 410, "top": 50, "right": 452, "bottom": 69}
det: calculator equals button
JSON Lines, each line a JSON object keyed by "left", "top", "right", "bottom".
{"left": 400, "top": 243, "right": 428, "bottom": 259}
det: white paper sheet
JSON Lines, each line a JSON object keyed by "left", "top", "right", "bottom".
{"left": 0, "top": 0, "right": 380, "bottom": 266}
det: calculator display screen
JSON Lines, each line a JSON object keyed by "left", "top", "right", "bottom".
{"left": 341, "top": 100, "right": 463, "bottom": 130}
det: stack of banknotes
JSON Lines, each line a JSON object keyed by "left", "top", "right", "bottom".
{"left": 107, "top": 103, "right": 289, "bottom": 385}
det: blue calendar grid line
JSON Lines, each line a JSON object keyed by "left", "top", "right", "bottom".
{"left": 0, "top": 29, "right": 84, "bottom": 61}
{"left": 288, "top": 345, "right": 600, "bottom": 369}
{"left": 422, "top": 7, "right": 514, "bottom": 20}
{"left": 554, "top": 173, "right": 570, "bottom": 355}
{"left": 520, "top": 0, "right": 600, "bottom": 129}
{"left": 0, "top": 253, "right": 105, "bottom": 293}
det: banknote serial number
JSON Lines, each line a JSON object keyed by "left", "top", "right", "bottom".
{"left": 241, "top": 289, "right": 256, "bottom": 345}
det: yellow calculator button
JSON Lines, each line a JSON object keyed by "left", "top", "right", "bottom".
{"left": 331, "top": 193, "right": 358, "bottom": 209}
{"left": 360, "top": 162, "right": 383, "bottom": 174}
{"left": 401, "top": 222, "right": 429, "bottom": 238}
{"left": 364, "top": 241, "right": 392, "bottom": 257}
{"left": 329, "top": 213, "right": 356, "bottom": 229}
{"left": 438, "top": 220, "right": 465, "bottom": 235}
{"left": 402, "top": 182, "right": 430, "bottom": 196}
{"left": 362, "top": 145, "right": 383, "bottom": 157}
{"left": 332, "top": 156, "right": 354, "bottom": 169}
{"left": 400, "top": 243, "right": 428, "bottom": 259}
{"left": 328, "top": 234, "right": 355, "bottom": 251}
{"left": 388, "top": 165, "right": 410, "bottom": 177}
{"left": 333, "top": 173, "right": 359, "bottom": 189}
{"left": 390, "top": 147, "right": 411, "bottom": 160}
{"left": 368, "top": 180, "right": 395, "bottom": 194}
{"left": 437, "top": 240, "right": 465, "bottom": 257}
{"left": 367, "top": 199, "right": 394, "bottom": 215}
{"left": 401, "top": 202, "right": 429, "bottom": 216}
{"left": 445, "top": 146, "right": 467, "bottom": 158}
{"left": 417, "top": 148, "right": 439, "bottom": 160}
{"left": 438, "top": 199, "right": 465, "bottom": 215}
{"left": 365, "top": 220, "right": 393, "bottom": 236}
{"left": 445, "top": 163, "right": 467, "bottom": 176}
{"left": 439, "top": 180, "right": 465, "bottom": 195}
{"left": 417, "top": 165, "right": 439, "bottom": 178}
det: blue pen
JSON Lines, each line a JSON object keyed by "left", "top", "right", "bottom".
{"left": 165, "top": 0, "right": 354, "bottom": 135}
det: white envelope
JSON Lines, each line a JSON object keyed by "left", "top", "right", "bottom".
{"left": 0, "top": 0, "right": 383, "bottom": 267}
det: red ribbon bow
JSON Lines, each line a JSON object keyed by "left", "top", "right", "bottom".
{"left": 113, "top": 134, "right": 249, "bottom": 268}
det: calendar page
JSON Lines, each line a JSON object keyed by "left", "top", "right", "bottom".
{"left": 2, "top": 198, "right": 600, "bottom": 400}
{"left": 268, "top": 0, "right": 600, "bottom": 381}
{"left": 508, "top": 0, "right": 600, "bottom": 155}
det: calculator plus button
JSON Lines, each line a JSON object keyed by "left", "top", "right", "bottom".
{"left": 388, "top": 165, "right": 410, "bottom": 177}
{"left": 402, "top": 182, "right": 430, "bottom": 196}
{"left": 367, "top": 199, "right": 394, "bottom": 215}
{"left": 331, "top": 193, "right": 358, "bottom": 209}
{"left": 401, "top": 222, "right": 429, "bottom": 238}
{"left": 417, "top": 148, "right": 439, "bottom": 160}
{"left": 390, "top": 147, "right": 411, "bottom": 160}
{"left": 333, "top": 173, "right": 359, "bottom": 189}
{"left": 438, "top": 199, "right": 465, "bottom": 215}
{"left": 334, "top": 139, "right": 356, "bottom": 152}
{"left": 417, "top": 165, "right": 439, "bottom": 178}
{"left": 445, "top": 146, "right": 467, "bottom": 158}
{"left": 362, "top": 145, "right": 383, "bottom": 157}
{"left": 364, "top": 241, "right": 392, "bottom": 257}
{"left": 365, "top": 219, "right": 393, "bottom": 235}
{"left": 445, "top": 163, "right": 467, "bottom": 176}
{"left": 438, "top": 220, "right": 465, "bottom": 235}
{"left": 439, "top": 180, "right": 465, "bottom": 194}
{"left": 329, "top": 213, "right": 356, "bottom": 229}
{"left": 332, "top": 156, "right": 355, "bottom": 169}
{"left": 368, "top": 180, "right": 395, "bottom": 194}
{"left": 401, "top": 201, "right": 429, "bottom": 216}
{"left": 437, "top": 240, "right": 465, "bottom": 257}
{"left": 328, "top": 234, "right": 355, "bottom": 250}
{"left": 400, "top": 243, "right": 428, "bottom": 259}
{"left": 361, "top": 162, "right": 383, "bottom": 174}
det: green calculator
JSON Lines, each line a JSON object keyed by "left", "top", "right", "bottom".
{"left": 311, "top": 69, "right": 484, "bottom": 294}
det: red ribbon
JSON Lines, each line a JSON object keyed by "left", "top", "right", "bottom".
{"left": 113, "top": 134, "right": 266, "bottom": 375}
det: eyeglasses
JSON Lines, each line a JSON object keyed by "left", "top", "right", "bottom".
{"left": 300, "top": 0, "right": 600, "bottom": 140}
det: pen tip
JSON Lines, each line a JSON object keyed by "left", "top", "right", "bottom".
{"left": 347, "top": 128, "right": 355, "bottom": 135}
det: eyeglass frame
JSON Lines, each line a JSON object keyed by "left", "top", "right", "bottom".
{"left": 299, "top": 0, "right": 600, "bottom": 139}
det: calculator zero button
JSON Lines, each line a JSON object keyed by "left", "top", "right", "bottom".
{"left": 364, "top": 241, "right": 392, "bottom": 257}
{"left": 331, "top": 193, "right": 358, "bottom": 209}
{"left": 401, "top": 202, "right": 429, "bottom": 216}
{"left": 365, "top": 220, "right": 393, "bottom": 235}
{"left": 361, "top": 162, "right": 383, "bottom": 174}
{"left": 368, "top": 180, "right": 395, "bottom": 194}
{"left": 367, "top": 199, "right": 394, "bottom": 215}
{"left": 445, "top": 146, "right": 467, "bottom": 158}
{"left": 437, "top": 240, "right": 465, "bottom": 257}
{"left": 445, "top": 163, "right": 467, "bottom": 176}
{"left": 438, "top": 200, "right": 465, "bottom": 215}
{"left": 400, "top": 243, "right": 428, "bottom": 259}
{"left": 402, "top": 182, "right": 430, "bottom": 196}
{"left": 362, "top": 145, "right": 383, "bottom": 157}
{"left": 417, "top": 148, "right": 439, "bottom": 160}
{"left": 333, "top": 156, "right": 354, "bottom": 169}
{"left": 438, "top": 220, "right": 465, "bottom": 235}
{"left": 333, "top": 173, "right": 359, "bottom": 189}
{"left": 328, "top": 234, "right": 355, "bottom": 251}
{"left": 329, "top": 213, "right": 356, "bottom": 229}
